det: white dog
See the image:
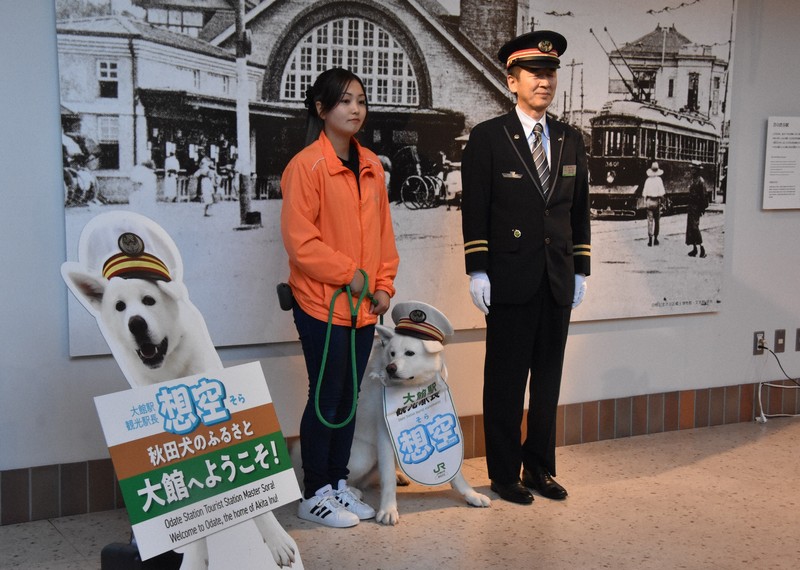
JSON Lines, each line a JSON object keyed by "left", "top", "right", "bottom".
{"left": 345, "top": 302, "right": 491, "bottom": 525}
{"left": 62, "top": 211, "right": 299, "bottom": 569}
{"left": 61, "top": 272, "right": 222, "bottom": 388}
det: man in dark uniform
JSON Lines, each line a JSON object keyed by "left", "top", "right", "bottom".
{"left": 461, "top": 30, "right": 591, "bottom": 504}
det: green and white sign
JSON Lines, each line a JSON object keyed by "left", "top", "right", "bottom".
{"left": 94, "top": 362, "right": 300, "bottom": 561}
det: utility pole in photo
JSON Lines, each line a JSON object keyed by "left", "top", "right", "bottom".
{"left": 233, "top": 0, "right": 256, "bottom": 226}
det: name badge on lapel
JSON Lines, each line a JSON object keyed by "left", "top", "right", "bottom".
{"left": 502, "top": 171, "right": 523, "bottom": 179}
{"left": 562, "top": 165, "right": 577, "bottom": 177}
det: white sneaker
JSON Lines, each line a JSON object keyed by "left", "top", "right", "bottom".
{"left": 335, "top": 480, "right": 376, "bottom": 520}
{"left": 297, "top": 484, "right": 359, "bottom": 528}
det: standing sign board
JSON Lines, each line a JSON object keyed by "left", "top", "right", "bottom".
{"left": 94, "top": 361, "right": 300, "bottom": 561}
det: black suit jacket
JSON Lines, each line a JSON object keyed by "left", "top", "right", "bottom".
{"left": 461, "top": 111, "right": 591, "bottom": 306}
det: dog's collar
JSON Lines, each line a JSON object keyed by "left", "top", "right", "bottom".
{"left": 394, "top": 318, "right": 445, "bottom": 343}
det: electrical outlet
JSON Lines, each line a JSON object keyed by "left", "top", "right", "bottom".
{"left": 775, "top": 329, "right": 786, "bottom": 353}
{"left": 753, "top": 331, "right": 765, "bottom": 355}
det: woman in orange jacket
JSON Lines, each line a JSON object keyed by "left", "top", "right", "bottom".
{"left": 280, "top": 68, "right": 399, "bottom": 528}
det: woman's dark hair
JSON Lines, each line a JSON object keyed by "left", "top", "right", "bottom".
{"left": 303, "top": 67, "right": 368, "bottom": 146}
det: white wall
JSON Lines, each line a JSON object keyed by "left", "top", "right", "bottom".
{"left": 2, "top": 0, "right": 799, "bottom": 471}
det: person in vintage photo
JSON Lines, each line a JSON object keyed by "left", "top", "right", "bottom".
{"left": 280, "top": 67, "right": 399, "bottom": 528}
{"left": 686, "top": 161, "right": 709, "bottom": 258}
{"left": 194, "top": 154, "right": 218, "bottom": 217}
{"left": 128, "top": 160, "right": 158, "bottom": 216}
{"left": 642, "top": 161, "right": 665, "bottom": 246}
{"left": 65, "top": 156, "right": 100, "bottom": 207}
{"left": 163, "top": 151, "right": 180, "bottom": 202}
{"left": 461, "top": 30, "right": 591, "bottom": 505}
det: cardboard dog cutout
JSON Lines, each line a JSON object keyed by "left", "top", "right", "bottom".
{"left": 62, "top": 211, "right": 301, "bottom": 569}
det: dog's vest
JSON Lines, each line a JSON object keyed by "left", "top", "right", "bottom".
{"left": 382, "top": 371, "right": 464, "bottom": 486}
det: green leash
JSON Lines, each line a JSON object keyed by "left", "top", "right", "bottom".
{"left": 314, "top": 269, "right": 377, "bottom": 429}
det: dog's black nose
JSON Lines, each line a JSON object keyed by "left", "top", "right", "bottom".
{"left": 128, "top": 315, "right": 148, "bottom": 337}
{"left": 386, "top": 363, "right": 397, "bottom": 375}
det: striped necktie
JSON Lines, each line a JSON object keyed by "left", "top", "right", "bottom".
{"left": 532, "top": 123, "right": 550, "bottom": 194}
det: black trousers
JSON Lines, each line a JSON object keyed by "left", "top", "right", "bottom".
{"left": 483, "top": 277, "right": 572, "bottom": 483}
{"left": 292, "top": 304, "right": 375, "bottom": 497}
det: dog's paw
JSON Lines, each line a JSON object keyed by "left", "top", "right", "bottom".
{"left": 267, "top": 541, "right": 296, "bottom": 568}
{"left": 254, "top": 513, "right": 297, "bottom": 567}
{"left": 375, "top": 506, "right": 400, "bottom": 526}
{"left": 464, "top": 490, "right": 492, "bottom": 508}
{"left": 396, "top": 471, "right": 411, "bottom": 487}
{"left": 263, "top": 533, "right": 296, "bottom": 568}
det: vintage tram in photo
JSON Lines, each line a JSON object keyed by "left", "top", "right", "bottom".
{"left": 588, "top": 100, "right": 718, "bottom": 218}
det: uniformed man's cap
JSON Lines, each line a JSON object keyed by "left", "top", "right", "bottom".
{"left": 77, "top": 211, "right": 182, "bottom": 283}
{"left": 391, "top": 301, "right": 454, "bottom": 344}
{"left": 498, "top": 30, "right": 567, "bottom": 70}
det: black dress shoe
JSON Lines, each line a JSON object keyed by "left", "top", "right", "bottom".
{"left": 490, "top": 480, "right": 533, "bottom": 504}
{"left": 522, "top": 468, "right": 568, "bottom": 500}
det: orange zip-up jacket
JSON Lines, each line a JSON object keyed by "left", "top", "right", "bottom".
{"left": 280, "top": 131, "right": 399, "bottom": 327}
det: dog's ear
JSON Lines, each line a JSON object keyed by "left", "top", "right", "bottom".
{"left": 421, "top": 339, "right": 445, "bottom": 354}
{"left": 61, "top": 263, "right": 107, "bottom": 315}
{"left": 375, "top": 324, "right": 394, "bottom": 345}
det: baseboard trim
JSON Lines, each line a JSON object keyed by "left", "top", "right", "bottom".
{"left": 3, "top": 380, "right": 795, "bottom": 526}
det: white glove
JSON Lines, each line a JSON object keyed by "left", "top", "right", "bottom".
{"left": 469, "top": 271, "right": 491, "bottom": 314}
{"left": 572, "top": 274, "right": 587, "bottom": 309}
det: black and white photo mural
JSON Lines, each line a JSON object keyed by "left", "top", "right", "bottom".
{"left": 57, "top": 0, "right": 736, "bottom": 355}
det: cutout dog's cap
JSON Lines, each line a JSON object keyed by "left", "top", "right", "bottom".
{"left": 391, "top": 301, "right": 454, "bottom": 343}
{"left": 76, "top": 211, "right": 182, "bottom": 283}
{"left": 102, "top": 233, "right": 171, "bottom": 282}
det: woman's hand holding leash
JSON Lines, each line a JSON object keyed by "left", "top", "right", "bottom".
{"left": 349, "top": 269, "right": 388, "bottom": 315}
{"left": 370, "top": 290, "right": 390, "bottom": 315}
{"left": 349, "top": 269, "right": 366, "bottom": 295}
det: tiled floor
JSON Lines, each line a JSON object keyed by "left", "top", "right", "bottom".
{"left": 2, "top": 419, "right": 799, "bottom": 569}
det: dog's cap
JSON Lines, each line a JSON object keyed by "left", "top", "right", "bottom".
{"left": 391, "top": 301, "right": 454, "bottom": 343}
{"left": 102, "top": 235, "right": 171, "bottom": 282}
{"left": 76, "top": 211, "right": 182, "bottom": 283}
